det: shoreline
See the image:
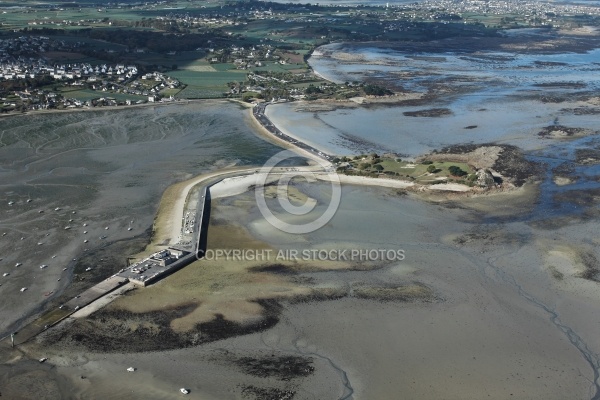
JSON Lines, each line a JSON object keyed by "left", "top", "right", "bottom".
{"left": 0, "top": 97, "right": 263, "bottom": 120}
{"left": 248, "top": 100, "right": 526, "bottom": 196}
{"left": 0, "top": 98, "right": 203, "bottom": 119}
{"left": 250, "top": 101, "right": 335, "bottom": 163}
{"left": 5, "top": 91, "right": 528, "bottom": 348}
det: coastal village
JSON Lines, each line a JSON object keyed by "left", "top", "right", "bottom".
{"left": 0, "top": 35, "right": 181, "bottom": 112}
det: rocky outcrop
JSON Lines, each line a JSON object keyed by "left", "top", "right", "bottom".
{"left": 476, "top": 169, "right": 496, "bottom": 188}
{"left": 423, "top": 144, "right": 542, "bottom": 187}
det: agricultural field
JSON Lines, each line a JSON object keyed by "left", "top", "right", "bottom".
{"left": 169, "top": 69, "right": 246, "bottom": 98}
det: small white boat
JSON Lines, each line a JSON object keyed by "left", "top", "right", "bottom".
{"left": 7, "top": 201, "right": 14, "bottom": 206}
{"left": 37, "top": 242, "right": 43, "bottom": 245}
{"left": 52, "top": 255, "right": 57, "bottom": 259}
{"left": 54, "top": 207, "right": 61, "bottom": 211}
{"left": 39, "top": 265, "right": 48, "bottom": 269}
{"left": 85, "top": 267, "right": 92, "bottom": 272}
{"left": 39, "top": 358, "right": 47, "bottom": 363}
{"left": 15, "top": 262, "right": 21, "bottom": 267}
{"left": 64, "top": 226, "right": 71, "bottom": 230}
{"left": 127, "top": 367, "right": 136, "bottom": 372}
{"left": 84, "top": 239, "right": 89, "bottom": 243}
{"left": 27, "top": 199, "right": 32, "bottom": 203}
{"left": 105, "top": 227, "right": 109, "bottom": 230}
{"left": 2, "top": 273, "right": 9, "bottom": 277}
{"left": 20, "top": 287, "right": 27, "bottom": 292}
{"left": 63, "top": 267, "right": 67, "bottom": 271}
{"left": 83, "top": 231, "right": 88, "bottom": 234}
{"left": 180, "top": 388, "right": 189, "bottom": 395}
{"left": 83, "top": 223, "right": 88, "bottom": 227}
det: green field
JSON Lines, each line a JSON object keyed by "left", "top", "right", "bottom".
{"left": 159, "top": 87, "right": 183, "bottom": 97}
{"left": 169, "top": 69, "right": 246, "bottom": 98}
{"left": 209, "top": 63, "right": 238, "bottom": 72}
{"left": 252, "top": 62, "right": 307, "bottom": 73}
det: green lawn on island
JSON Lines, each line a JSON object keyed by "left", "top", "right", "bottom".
{"left": 348, "top": 157, "right": 474, "bottom": 184}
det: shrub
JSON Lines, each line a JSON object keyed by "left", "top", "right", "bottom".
{"left": 305, "top": 84, "right": 322, "bottom": 95}
{"left": 363, "top": 84, "right": 393, "bottom": 96}
{"left": 448, "top": 165, "right": 467, "bottom": 177}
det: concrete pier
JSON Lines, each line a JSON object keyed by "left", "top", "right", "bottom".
{"left": 117, "top": 185, "right": 210, "bottom": 286}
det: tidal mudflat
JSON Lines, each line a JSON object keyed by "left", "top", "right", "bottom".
{"left": 20, "top": 181, "right": 600, "bottom": 399}
{"left": 0, "top": 101, "right": 281, "bottom": 337}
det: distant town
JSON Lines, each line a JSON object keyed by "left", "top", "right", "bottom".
{"left": 0, "top": 0, "right": 596, "bottom": 114}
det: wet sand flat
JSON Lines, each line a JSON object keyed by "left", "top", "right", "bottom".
{"left": 21, "top": 184, "right": 600, "bottom": 399}
{"left": 0, "top": 100, "right": 282, "bottom": 337}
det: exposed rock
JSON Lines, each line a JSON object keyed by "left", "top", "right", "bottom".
{"left": 538, "top": 125, "right": 593, "bottom": 138}
{"left": 423, "top": 144, "right": 542, "bottom": 187}
{"left": 403, "top": 108, "right": 452, "bottom": 117}
{"left": 476, "top": 169, "right": 496, "bottom": 188}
